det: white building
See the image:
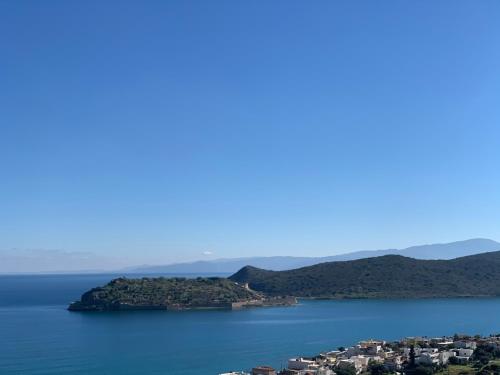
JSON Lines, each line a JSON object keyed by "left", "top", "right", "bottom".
{"left": 384, "top": 356, "right": 402, "bottom": 371}
{"left": 438, "top": 351, "right": 456, "bottom": 365}
{"left": 316, "top": 368, "right": 335, "bottom": 375}
{"left": 288, "top": 358, "right": 318, "bottom": 371}
{"left": 416, "top": 352, "right": 440, "bottom": 366}
{"left": 337, "top": 359, "right": 362, "bottom": 374}
{"left": 436, "top": 341, "right": 454, "bottom": 349}
{"left": 458, "top": 349, "right": 474, "bottom": 358}
{"left": 454, "top": 341, "right": 477, "bottom": 350}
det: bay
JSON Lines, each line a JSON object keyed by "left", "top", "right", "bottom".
{"left": 1, "top": 274, "right": 500, "bottom": 374}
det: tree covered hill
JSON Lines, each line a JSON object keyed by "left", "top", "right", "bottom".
{"left": 229, "top": 251, "right": 500, "bottom": 298}
{"left": 68, "top": 277, "right": 263, "bottom": 311}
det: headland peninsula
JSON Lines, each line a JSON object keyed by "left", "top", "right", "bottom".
{"left": 69, "top": 251, "right": 500, "bottom": 311}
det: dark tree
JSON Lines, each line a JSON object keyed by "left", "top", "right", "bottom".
{"left": 336, "top": 365, "right": 356, "bottom": 375}
{"left": 448, "top": 356, "right": 459, "bottom": 365}
{"left": 409, "top": 345, "right": 416, "bottom": 368}
{"left": 412, "top": 365, "right": 434, "bottom": 375}
{"left": 368, "top": 361, "right": 387, "bottom": 375}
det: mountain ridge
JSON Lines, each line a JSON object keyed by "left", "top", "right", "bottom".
{"left": 128, "top": 238, "right": 500, "bottom": 274}
{"left": 228, "top": 250, "right": 500, "bottom": 299}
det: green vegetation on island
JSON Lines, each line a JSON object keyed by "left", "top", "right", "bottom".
{"left": 68, "top": 277, "right": 266, "bottom": 311}
{"left": 229, "top": 251, "right": 500, "bottom": 299}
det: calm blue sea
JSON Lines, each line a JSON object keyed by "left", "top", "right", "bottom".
{"left": 1, "top": 274, "right": 500, "bottom": 375}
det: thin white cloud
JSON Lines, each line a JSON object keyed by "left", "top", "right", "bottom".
{"left": 202, "top": 251, "right": 213, "bottom": 256}
{"left": 0, "top": 248, "right": 132, "bottom": 273}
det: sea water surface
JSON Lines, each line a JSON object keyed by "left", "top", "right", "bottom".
{"left": 1, "top": 274, "right": 500, "bottom": 375}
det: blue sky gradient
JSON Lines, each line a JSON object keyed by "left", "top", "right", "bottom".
{"left": 1, "top": 1, "right": 500, "bottom": 265}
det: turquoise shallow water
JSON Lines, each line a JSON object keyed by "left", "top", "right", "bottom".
{"left": 1, "top": 274, "right": 500, "bottom": 374}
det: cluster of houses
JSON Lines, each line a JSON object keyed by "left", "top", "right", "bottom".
{"left": 220, "top": 335, "right": 500, "bottom": 375}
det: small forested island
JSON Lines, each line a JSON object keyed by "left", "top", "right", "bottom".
{"left": 68, "top": 277, "right": 296, "bottom": 311}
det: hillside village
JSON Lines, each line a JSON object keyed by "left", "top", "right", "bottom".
{"left": 221, "top": 334, "right": 500, "bottom": 375}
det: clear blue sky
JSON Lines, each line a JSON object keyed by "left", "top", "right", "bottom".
{"left": 1, "top": 1, "right": 500, "bottom": 266}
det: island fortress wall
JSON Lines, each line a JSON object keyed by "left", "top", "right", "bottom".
{"left": 231, "top": 300, "right": 264, "bottom": 309}
{"left": 232, "top": 297, "right": 297, "bottom": 309}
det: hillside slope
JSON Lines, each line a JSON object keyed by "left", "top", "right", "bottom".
{"left": 229, "top": 251, "right": 500, "bottom": 298}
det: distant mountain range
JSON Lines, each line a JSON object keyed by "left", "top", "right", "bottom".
{"left": 129, "top": 238, "right": 500, "bottom": 274}
{"left": 228, "top": 250, "right": 500, "bottom": 298}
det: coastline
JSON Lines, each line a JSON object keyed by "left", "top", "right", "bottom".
{"left": 68, "top": 296, "right": 298, "bottom": 312}
{"left": 297, "top": 294, "right": 500, "bottom": 301}
{"left": 224, "top": 333, "right": 500, "bottom": 375}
